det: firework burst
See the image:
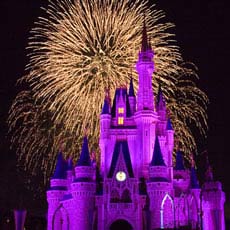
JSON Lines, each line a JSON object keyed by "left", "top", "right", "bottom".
{"left": 9, "top": 0, "right": 208, "bottom": 180}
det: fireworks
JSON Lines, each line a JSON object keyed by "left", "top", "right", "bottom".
{"left": 9, "top": 0, "right": 208, "bottom": 180}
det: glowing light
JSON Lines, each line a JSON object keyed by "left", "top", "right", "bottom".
{"left": 116, "top": 171, "right": 126, "bottom": 182}
{"left": 118, "top": 108, "right": 124, "bottom": 114}
{"left": 8, "top": 0, "right": 208, "bottom": 182}
{"left": 118, "top": 117, "right": 124, "bottom": 125}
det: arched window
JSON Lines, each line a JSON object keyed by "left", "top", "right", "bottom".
{"left": 110, "top": 189, "right": 120, "bottom": 203}
{"left": 160, "top": 193, "right": 174, "bottom": 229}
{"left": 121, "top": 189, "right": 132, "bottom": 203}
{"left": 177, "top": 194, "right": 189, "bottom": 227}
{"left": 189, "top": 195, "right": 199, "bottom": 229}
{"left": 52, "top": 205, "right": 70, "bottom": 230}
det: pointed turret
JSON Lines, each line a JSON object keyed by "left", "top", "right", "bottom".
{"left": 101, "top": 98, "right": 110, "bottom": 114}
{"left": 65, "top": 157, "right": 74, "bottom": 189}
{"left": 72, "top": 137, "right": 96, "bottom": 230}
{"left": 67, "top": 157, "right": 73, "bottom": 171}
{"left": 175, "top": 150, "right": 185, "bottom": 170}
{"left": 76, "top": 136, "right": 91, "bottom": 166}
{"left": 202, "top": 153, "right": 226, "bottom": 230}
{"left": 52, "top": 151, "right": 67, "bottom": 179}
{"left": 150, "top": 136, "right": 165, "bottom": 166}
{"left": 136, "top": 17, "right": 154, "bottom": 111}
{"left": 128, "top": 77, "right": 135, "bottom": 97}
{"left": 190, "top": 154, "right": 199, "bottom": 188}
{"left": 166, "top": 118, "right": 173, "bottom": 130}
{"left": 156, "top": 85, "right": 166, "bottom": 111}
{"left": 141, "top": 17, "right": 149, "bottom": 52}
{"left": 101, "top": 89, "right": 111, "bottom": 114}
{"left": 205, "top": 154, "right": 214, "bottom": 182}
{"left": 166, "top": 116, "right": 174, "bottom": 157}
{"left": 128, "top": 77, "right": 136, "bottom": 115}
{"left": 100, "top": 89, "right": 112, "bottom": 177}
{"left": 47, "top": 151, "right": 68, "bottom": 230}
{"left": 138, "top": 16, "right": 154, "bottom": 62}
{"left": 156, "top": 84, "right": 167, "bottom": 136}
{"left": 191, "top": 167, "right": 199, "bottom": 189}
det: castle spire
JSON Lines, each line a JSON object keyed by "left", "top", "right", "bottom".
{"left": 67, "top": 157, "right": 73, "bottom": 171}
{"left": 175, "top": 149, "right": 185, "bottom": 170}
{"left": 156, "top": 84, "right": 166, "bottom": 110}
{"left": 101, "top": 97, "right": 110, "bottom": 114}
{"left": 128, "top": 76, "right": 135, "bottom": 97}
{"left": 141, "top": 15, "right": 149, "bottom": 52}
{"left": 101, "top": 88, "right": 111, "bottom": 114}
{"left": 190, "top": 154, "right": 199, "bottom": 188}
{"left": 150, "top": 136, "right": 165, "bottom": 166}
{"left": 205, "top": 153, "right": 214, "bottom": 182}
{"left": 136, "top": 17, "right": 154, "bottom": 111}
{"left": 52, "top": 151, "right": 67, "bottom": 179}
{"left": 166, "top": 118, "right": 173, "bottom": 130}
{"left": 76, "top": 135, "right": 91, "bottom": 166}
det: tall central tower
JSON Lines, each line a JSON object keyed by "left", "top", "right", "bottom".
{"left": 135, "top": 20, "right": 159, "bottom": 177}
{"left": 136, "top": 20, "right": 154, "bottom": 111}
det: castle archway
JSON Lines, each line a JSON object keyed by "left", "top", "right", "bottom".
{"left": 110, "top": 219, "right": 133, "bottom": 230}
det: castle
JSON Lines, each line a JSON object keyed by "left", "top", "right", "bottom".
{"left": 46, "top": 22, "right": 225, "bottom": 230}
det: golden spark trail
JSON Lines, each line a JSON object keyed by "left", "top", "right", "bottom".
{"left": 8, "top": 0, "right": 208, "bottom": 182}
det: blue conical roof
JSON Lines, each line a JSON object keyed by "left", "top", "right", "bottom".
{"left": 101, "top": 98, "right": 110, "bottom": 114}
{"left": 150, "top": 136, "right": 166, "bottom": 166}
{"left": 52, "top": 152, "right": 67, "bottom": 179}
{"left": 108, "top": 140, "right": 134, "bottom": 178}
{"left": 191, "top": 167, "right": 200, "bottom": 189}
{"left": 128, "top": 77, "right": 135, "bottom": 97}
{"left": 166, "top": 118, "right": 173, "bottom": 130}
{"left": 76, "top": 136, "right": 91, "bottom": 166}
{"left": 67, "top": 158, "right": 73, "bottom": 170}
{"left": 175, "top": 150, "right": 185, "bottom": 170}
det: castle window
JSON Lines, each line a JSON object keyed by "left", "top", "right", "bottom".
{"left": 110, "top": 189, "right": 120, "bottom": 203}
{"left": 118, "top": 107, "right": 124, "bottom": 114}
{"left": 118, "top": 117, "right": 124, "bottom": 125}
{"left": 121, "top": 189, "right": 132, "bottom": 203}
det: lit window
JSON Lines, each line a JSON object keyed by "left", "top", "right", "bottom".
{"left": 118, "top": 107, "right": 124, "bottom": 114}
{"left": 118, "top": 117, "right": 124, "bottom": 125}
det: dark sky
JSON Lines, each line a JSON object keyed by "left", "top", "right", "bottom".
{"left": 0, "top": 0, "right": 229, "bottom": 214}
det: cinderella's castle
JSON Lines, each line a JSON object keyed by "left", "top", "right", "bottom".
{"left": 46, "top": 22, "right": 225, "bottom": 230}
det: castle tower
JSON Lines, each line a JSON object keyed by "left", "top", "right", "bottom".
{"left": 156, "top": 85, "right": 167, "bottom": 136}
{"left": 47, "top": 152, "right": 69, "bottom": 230}
{"left": 66, "top": 158, "right": 74, "bottom": 190}
{"left": 99, "top": 91, "right": 112, "bottom": 177}
{"left": 136, "top": 19, "right": 154, "bottom": 111}
{"left": 71, "top": 136, "right": 96, "bottom": 230}
{"left": 173, "top": 150, "right": 191, "bottom": 228}
{"left": 189, "top": 159, "right": 201, "bottom": 229}
{"left": 128, "top": 77, "right": 136, "bottom": 115}
{"left": 202, "top": 158, "right": 225, "bottom": 230}
{"left": 147, "top": 136, "right": 174, "bottom": 229}
{"left": 166, "top": 118, "right": 174, "bottom": 159}
{"left": 134, "top": 19, "right": 159, "bottom": 178}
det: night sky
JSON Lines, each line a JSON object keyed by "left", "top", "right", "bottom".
{"left": 0, "top": 0, "right": 229, "bottom": 222}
